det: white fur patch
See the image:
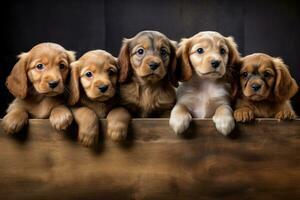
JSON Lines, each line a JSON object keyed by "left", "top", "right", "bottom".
{"left": 169, "top": 104, "right": 192, "bottom": 135}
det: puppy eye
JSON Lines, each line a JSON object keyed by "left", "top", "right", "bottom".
{"left": 85, "top": 71, "right": 93, "bottom": 78}
{"left": 136, "top": 48, "right": 145, "bottom": 56}
{"left": 108, "top": 68, "right": 116, "bottom": 76}
{"left": 197, "top": 48, "right": 204, "bottom": 54}
{"left": 59, "top": 63, "right": 66, "bottom": 70}
{"left": 241, "top": 72, "right": 248, "bottom": 78}
{"left": 160, "top": 48, "right": 168, "bottom": 57}
{"left": 220, "top": 48, "right": 226, "bottom": 55}
{"left": 263, "top": 71, "right": 271, "bottom": 78}
{"left": 36, "top": 63, "right": 44, "bottom": 71}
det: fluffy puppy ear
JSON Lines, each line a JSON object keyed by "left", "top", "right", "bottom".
{"left": 225, "top": 36, "right": 240, "bottom": 66}
{"left": 176, "top": 38, "right": 193, "bottom": 82}
{"left": 168, "top": 40, "right": 179, "bottom": 87}
{"left": 68, "top": 61, "right": 81, "bottom": 105}
{"left": 273, "top": 58, "right": 298, "bottom": 102}
{"left": 66, "top": 50, "right": 76, "bottom": 64}
{"left": 6, "top": 53, "right": 29, "bottom": 99}
{"left": 118, "top": 38, "right": 131, "bottom": 83}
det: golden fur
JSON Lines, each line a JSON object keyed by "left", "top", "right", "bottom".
{"left": 106, "top": 30, "right": 177, "bottom": 141}
{"left": 68, "top": 50, "right": 120, "bottom": 146}
{"left": 1, "top": 43, "right": 75, "bottom": 134}
{"left": 170, "top": 31, "right": 240, "bottom": 136}
{"left": 234, "top": 53, "right": 298, "bottom": 122}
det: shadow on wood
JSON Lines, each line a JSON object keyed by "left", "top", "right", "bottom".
{"left": 0, "top": 119, "right": 299, "bottom": 200}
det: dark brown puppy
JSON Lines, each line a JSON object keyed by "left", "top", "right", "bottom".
{"left": 234, "top": 53, "right": 298, "bottom": 122}
{"left": 2, "top": 43, "right": 75, "bottom": 134}
{"left": 106, "top": 30, "right": 177, "bottom": 141}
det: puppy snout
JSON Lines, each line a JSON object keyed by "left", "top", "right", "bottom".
{"left": 251, "top": 83, "right": 261, "bottom": 92}
{"left": 211, "top": 60, "right": 221, "bottom": 69}
{"left": 48, "top": 80, "right": 59, "bottom": 89}
{"left": 149, "top": 62, "right": 160, "bottom": 71}
{"left": 98, "top": 84, "right": 109, "bottom": 93}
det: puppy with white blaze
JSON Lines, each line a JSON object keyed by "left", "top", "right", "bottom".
{"left": 170, "top": 31, "right": 240, "bottom": 136}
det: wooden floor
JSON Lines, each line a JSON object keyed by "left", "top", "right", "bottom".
{"left": 0, "top": 119, "right": 299, "bottom": 200}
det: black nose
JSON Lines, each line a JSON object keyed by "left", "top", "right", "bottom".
{"left": 149, "top": 62, "right": 160, "bottom": 71}
{"left": 98, "top": 85, "right": 109, "bottom": 93}
{"left": 48, "top": 80, "right": 59, "bottom": 89}
{"left": 251, "top": 84, "right": 261, "bottom": 92}
{"left": 211, "top": 60, "right": 221, "bottom": 69}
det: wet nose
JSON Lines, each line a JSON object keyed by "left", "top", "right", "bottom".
{"left": 149, "top": 62, "right": 160, "bottom": 71}
{"left": 48, "top": 80, "right": 59, "bottom": 89}
{"left": 98, "top": 85, "right": 109, "bottom": 93}
{"left": 211, "top": 60, "right": 221, "bottom": 69}
{"left": 251, "top": 84, "right": 261, "bottom": 92}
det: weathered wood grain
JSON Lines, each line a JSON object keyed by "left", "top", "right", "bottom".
{"left": 0, "top": 119, "right": 299, "bottom": 200}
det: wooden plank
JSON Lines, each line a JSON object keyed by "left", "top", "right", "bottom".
{"left": 0, "top": 119, "right": 299, "bottom": 200}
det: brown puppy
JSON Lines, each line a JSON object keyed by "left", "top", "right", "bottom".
{"left": 234, "top": 53, "right": 298, "bottom": 122}
{"left": 2, "top": 43, "right": 75, "bottom": 134}
{"left": 68, "top": 50, "right": 121, "bottom": 146}
{"left": 106, "top": 30, "right": 177, "bottom": 141}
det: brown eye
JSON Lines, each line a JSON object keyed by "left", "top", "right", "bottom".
{"left": 108, "top": 68, "right": 116, "bottom": 76}
{"left": 59, "top": 63, "right": 66, "bottom": 70}
{"left": 85, "top": 71, "right": 93, "bottom": 78}
{"left": 264, "top": 71, "right": 271, "bottom": 78}
{"left": 36, "top": 63, "right": 44, "bottom": 71}
{"left": 220, "top": 48, "right": 226, "bottom": 55}
{"left": 160, "top": 48, "right": 168, "bottom": 57}
{"left": 197, "top": 48, "right": 204, "bottom": 54}
{"left": 136, "top": 48, "right": 144, "bottom": 56}
{"left": 242, "top": 72, "right": 248, "bottom": 78}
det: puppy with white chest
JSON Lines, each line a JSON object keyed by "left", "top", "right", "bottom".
{"left": 170, "top": 31, "right": 240, "bottom": 136}
{"left": 1, "top": 42, "right": 75, "bottom": 134}
{"left": 68, "top": 50, "right": 120, "bottom": 146}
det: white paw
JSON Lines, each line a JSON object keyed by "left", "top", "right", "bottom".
{"left": 169, "top": 111, "right": 192, "bottom": 135}
{"left": 213, "top": 114, "right": 235, "bottom": 136}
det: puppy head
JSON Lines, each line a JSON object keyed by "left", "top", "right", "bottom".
{"left": 6, "top": 43, "right": 75, "bottom": 98}
{"left": 240, "top": 53, "right": 298, "bottom": 102}
{"left": 118, "top": 31, "right": 177, "bottom": 85}
{"left": 177, "top": 31, "right": 240, "bottom": 81}
{"left": 68, "top": 50, "right": 118, "bottom": 105}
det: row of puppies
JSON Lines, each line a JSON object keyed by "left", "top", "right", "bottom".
{"left": 1, "top": 31, "right": 298, "bottom": 147}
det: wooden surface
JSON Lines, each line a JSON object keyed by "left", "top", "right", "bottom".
{"left": 0, "top": 119, "right": 299, "bottom": 200}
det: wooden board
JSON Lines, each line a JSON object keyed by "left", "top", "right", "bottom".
{"left": 0, "top": 119, "right": 299, "bottom": 200}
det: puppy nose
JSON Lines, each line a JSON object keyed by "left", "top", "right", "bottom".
{"left": 149, "top": 62, "right": 160, "bottom": 71}
{"left": 98, "top": 85, "right": 109, "bottom": 93}
{"left": 251, "top": 84, "right": 261, "bottom": 92}
{"left": 211, "top": 60, "right": 221, "bottom": 69}
{"left": 48, "top": 80, "right": 59, "bottom": 89}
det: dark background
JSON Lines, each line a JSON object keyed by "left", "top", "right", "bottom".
{"left": 0, "top": 0, "right": 299, "bottom": 116}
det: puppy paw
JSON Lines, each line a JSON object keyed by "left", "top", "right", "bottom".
{"left": 1, "top": 112, "right": 28, "bottom": 134}
{"left": 234, "top": 108, "right": 254, "bottom": 122}
{"left": 50, "top": 108, "right": 73, "bottom": 131}
{"left": 107, "top": 122, "right": 128, "bottom": 141}
{"left": 79, "top": 129, "right": 99, "bottom": 147}
{"left": 275, "top": 109, "right": 296, "bottom": 120}
{"left": 169, "top": 111, "right": 192, "bottom": 135}
{"left": 213, "top": 114, "right": 235, "bottom": 136}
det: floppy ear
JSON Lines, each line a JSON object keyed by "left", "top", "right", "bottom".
{"left": 118, "top": 39, "right": 131, "bottom": 83}
{"left": 6, "top": 53, "right": 29, "bottom": 99}
{"left": 68, "top": 61, "right": 81, "bottom": 105}
{"left": 225, "top": 36, "right": 240, "bottom": 66}
{"left": 168, "top": 40, "right": 179, "bottom": 87}
{"left": 66, "top": 50, "right": 76, "bottom": 64}
{"left": 273, "top": 58, "right": 298, "bottom": 102}
{"left": 176, "top": 38, "right": 193, "bottom": 82}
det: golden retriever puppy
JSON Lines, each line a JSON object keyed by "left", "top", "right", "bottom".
{"left": 1, "top": 43, "right": 75, "bottom": 134}
{"left": 68, "top": 50, "right": 121, "bottom": 146}
{"left": 234, "top": 53, "right": 298, "bottom": 122}
{"left": 169, "top": 31, "right": 240, "bottom": 136}
{"left": 106, "top": 30, "right": 177, "bottom": 141}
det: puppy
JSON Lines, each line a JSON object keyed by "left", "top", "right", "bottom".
{"left": 169, "top": 31, "right": 240, "bottom": 136}
{"left": 2, "top": 43, "right": 75, "bottom": 134}
{"left": 106, "top": 30, "right": 177, "bottom": 141}
{"left": 234, "top": 53, "right": 298, "bottom": 122}
{"left": 68, "top": 50, "right": 121, "bottom": 146}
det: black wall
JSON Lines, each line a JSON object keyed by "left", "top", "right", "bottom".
{"left": 1, "top": 0, "right": 299, "bottom": 115}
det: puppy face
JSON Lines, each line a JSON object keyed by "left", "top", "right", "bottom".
{"left": 118, "top": 31, "right": 177, "bottom": 85}
{"left": 240, "top": 53, "right": 298, "bottom": 102}
{"left": 68, "top": 50, "right": 118, "bottom": 105}
{"left": 6, "top": 43, "right": 75, "bottom": 98}
{"left": 177, "top": 31, "right": 240, "bottom": 81}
